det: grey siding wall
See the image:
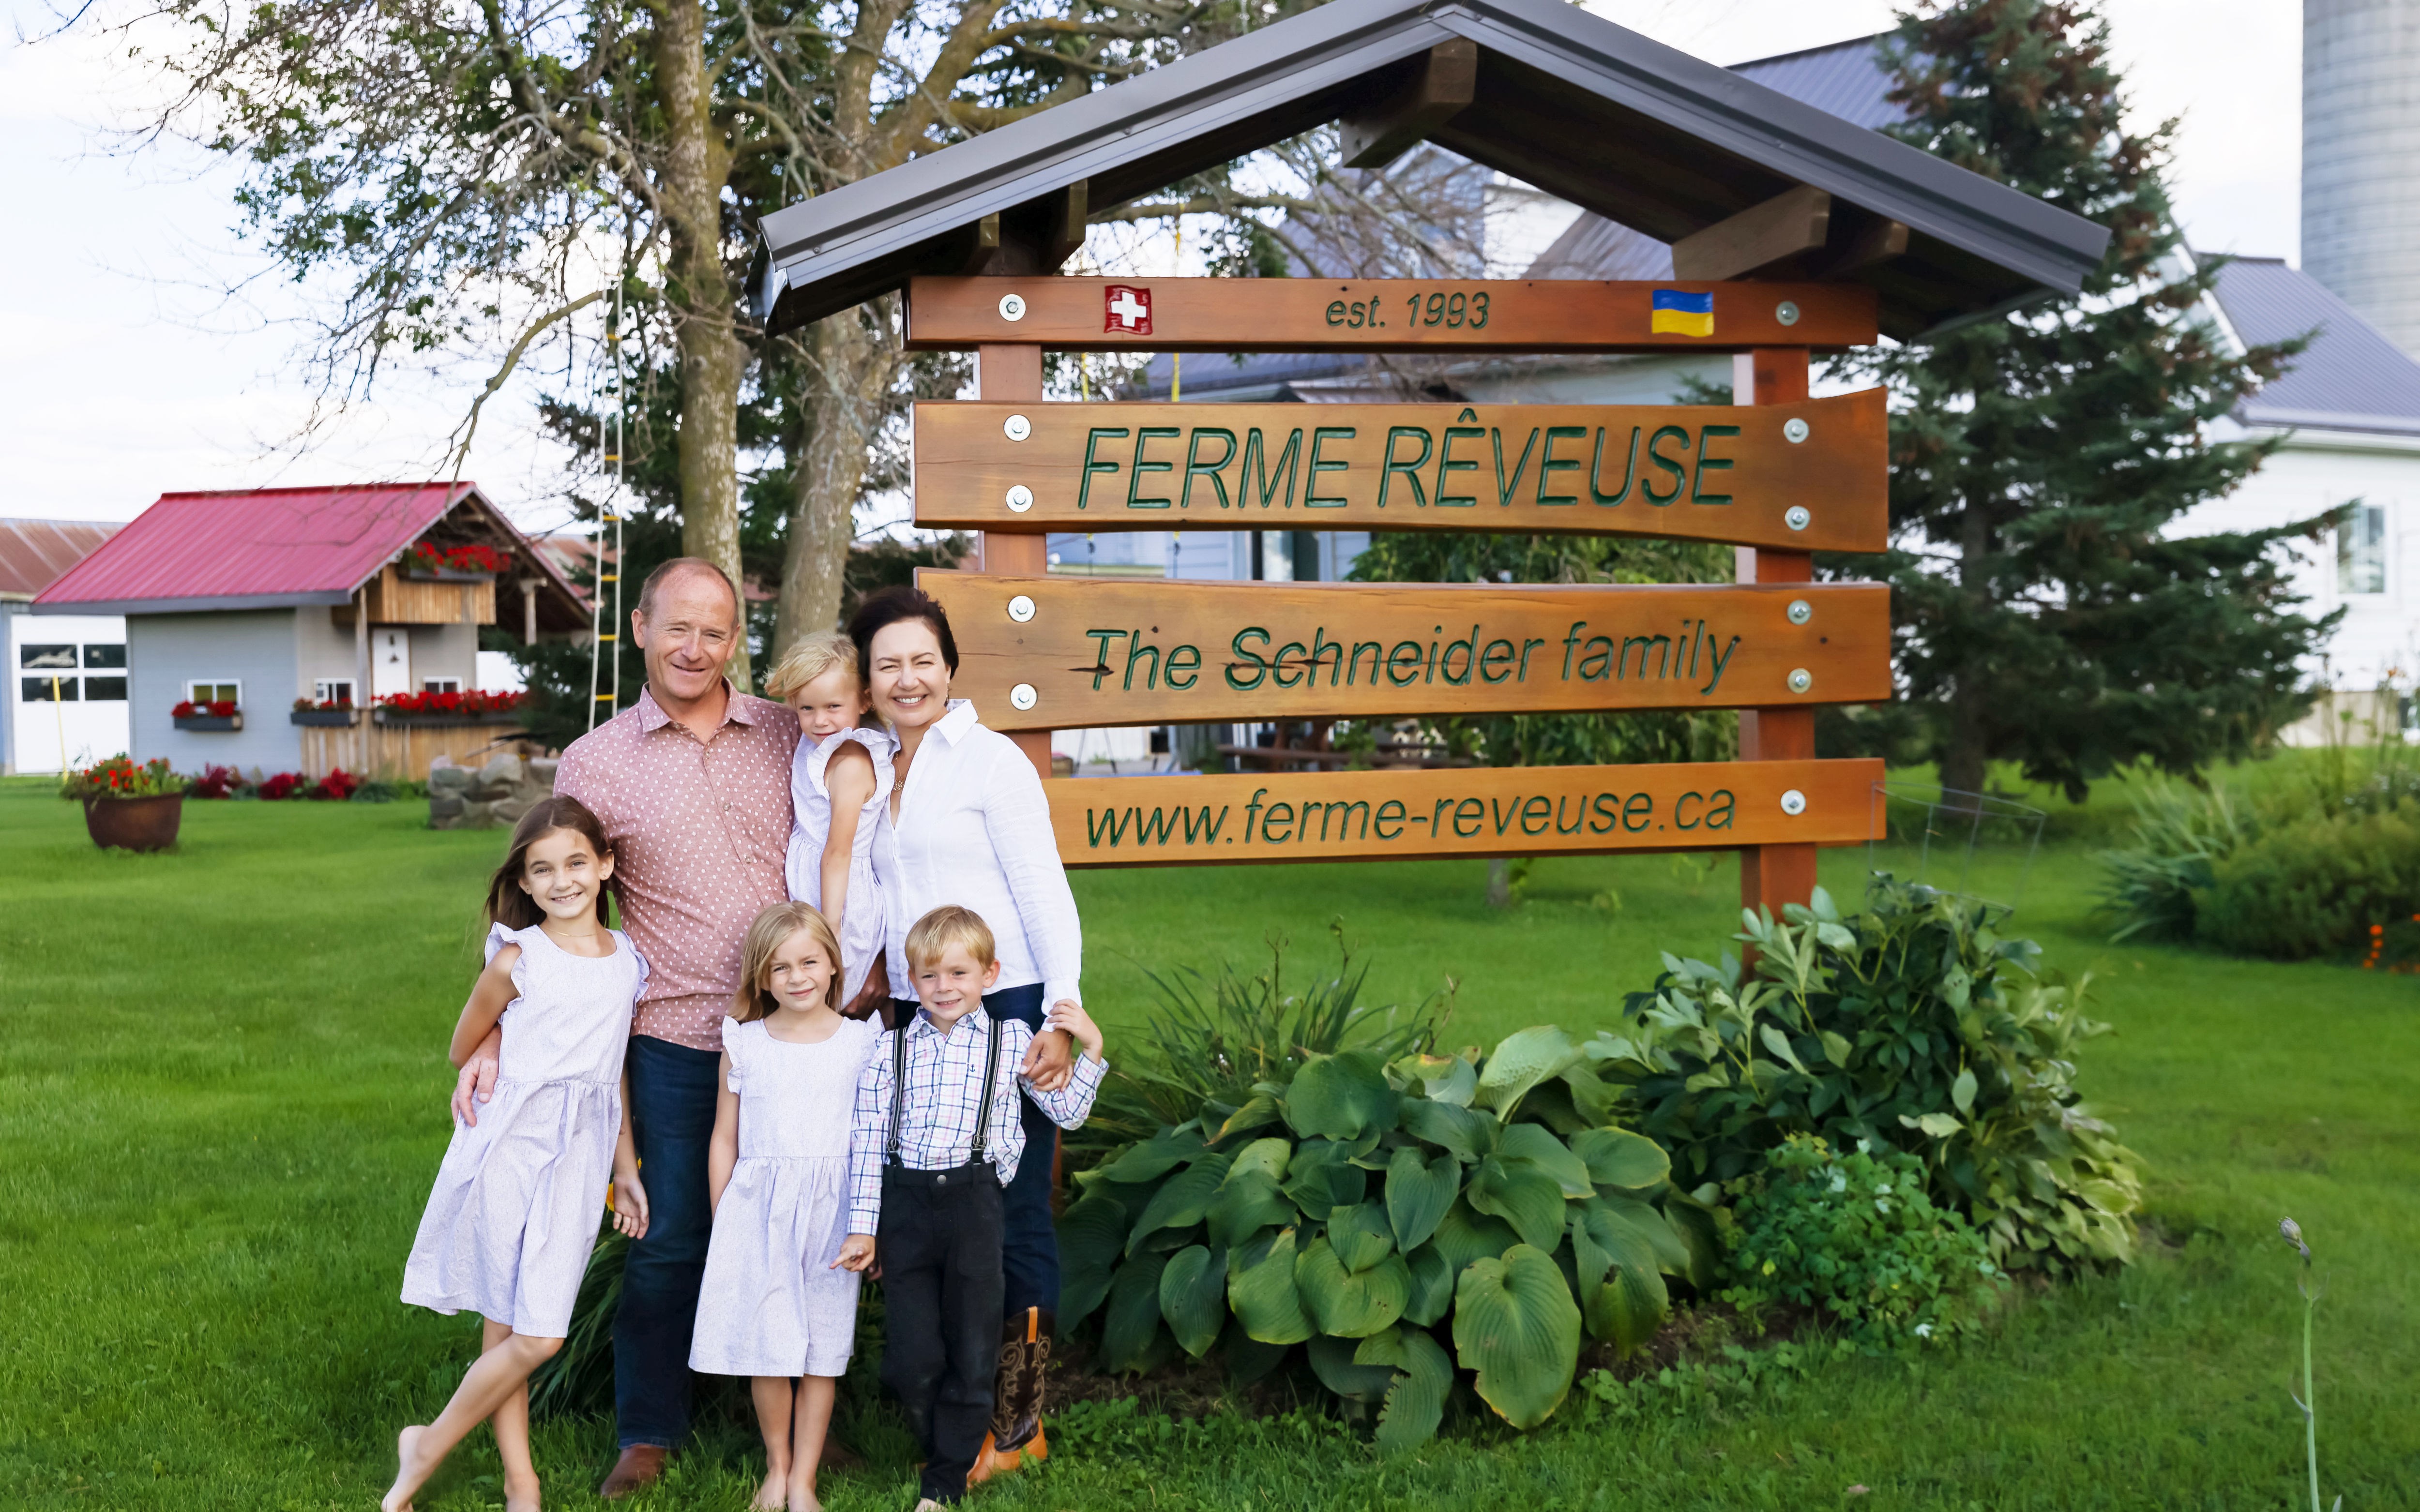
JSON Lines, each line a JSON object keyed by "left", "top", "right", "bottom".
{"left": 295, "top": 606, "right": 365, "bottom": 702}
{"left": 408, "top": 622, "right": 482, "bottom": 689}
{"left": 131, "top": 609, "right": 302, "bottom": 773}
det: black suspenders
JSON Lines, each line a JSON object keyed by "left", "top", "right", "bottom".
{"left": 885, "top": 1010, "right": 1002, "bottom": 1170}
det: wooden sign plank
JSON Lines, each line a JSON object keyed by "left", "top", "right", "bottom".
{"left": 1047, "top": 758, "right": 1885, "bottom": 867}
{"left": 912, "top": 389, "right": 1886, "bottom": 553}
{"left": 916, "top": 572, "right": 1891, "bottom": 731}
{"left": 905, "top": 277, "right": 1877, "bottom": 353}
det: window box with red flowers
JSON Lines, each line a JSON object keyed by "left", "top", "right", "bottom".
{"left": 290, "top": 696, "right": 359, "bottom": 727}
{"left": 373, "top": 688, "right": 529, "bottom": 726}
{"left": 399, "top": 541, "right": 513, "bottom": 582}
{"left": 172, "top": 699, "right": 244, "bottom": 732}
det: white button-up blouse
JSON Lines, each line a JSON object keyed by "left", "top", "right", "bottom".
{"left": 873, "top": 700, "right": 1082, "bottom": 1008}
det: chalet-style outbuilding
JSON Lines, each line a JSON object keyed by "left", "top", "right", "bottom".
{"left": 33, "top": 483, "right": 588, "bottom": 779}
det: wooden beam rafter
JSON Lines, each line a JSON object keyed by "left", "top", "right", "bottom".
{"left": 1339, "top": 40, "right": 1478, "bottom": 169}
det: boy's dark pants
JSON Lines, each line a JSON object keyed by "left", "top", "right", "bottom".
{"left": 879, "top": 1165, "right": 1005, "bottom": 1504}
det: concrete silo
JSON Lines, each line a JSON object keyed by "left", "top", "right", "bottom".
{"left": 2303, "top": 0, "right": 2420, "bottom": 355}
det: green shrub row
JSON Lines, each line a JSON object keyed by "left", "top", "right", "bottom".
{"left": 2098, "top": 769, "right": 2420, "bottom": 960}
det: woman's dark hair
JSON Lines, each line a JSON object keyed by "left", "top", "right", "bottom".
{"left": 485, "top": 795, "right": 616, "bottom": 931}
{"left": 847, "top": 584, "right": 958, "bottom": 686}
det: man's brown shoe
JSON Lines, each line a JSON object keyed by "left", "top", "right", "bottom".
{"left": 598, "top": 1444, "right": 668, "bottom": 1500}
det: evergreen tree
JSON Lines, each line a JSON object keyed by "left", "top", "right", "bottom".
{"left": 1848, "top": 0, "right": 2338, "bottom": 801}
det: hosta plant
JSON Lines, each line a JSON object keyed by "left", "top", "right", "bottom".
{"left": 1598, "top": 879, "right": 2144, "bottom": 1277}
{"left": 1059, "top": 1026, "right": 1712, "bottom": 1452}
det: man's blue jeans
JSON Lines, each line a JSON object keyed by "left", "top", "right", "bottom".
{"left": 888, "top": 981, "right": 1060, "bottom": 1317}
{"left": 614, "top": 1033, "right": 720, "bottom": 1450}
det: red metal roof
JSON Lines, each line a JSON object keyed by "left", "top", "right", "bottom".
{"left": 36, "top": 483, "right": 483, "bottom": 613}
{"left": 0, "top": 519, "right": 121, "bottom": 599}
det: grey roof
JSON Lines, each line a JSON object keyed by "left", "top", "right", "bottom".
{"left": 2210, "top": 255, "right": 2420, "bottom": 436}
{"left": 758, "top": 0, "right": 2107, "bottom": 341}
{"left": 1530, "top": 34, "right": 1904, "bottom": 283}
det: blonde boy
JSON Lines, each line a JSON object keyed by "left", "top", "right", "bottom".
{"left": 838, "top": 907, "right": 1104, "bottom": 1510}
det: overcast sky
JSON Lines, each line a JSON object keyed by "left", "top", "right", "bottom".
{"left": 0, "top": 0, "right": 2299, "bottom": 528}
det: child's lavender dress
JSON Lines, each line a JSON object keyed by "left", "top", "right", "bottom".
{"left": 399, "top": 923, "right": 644, "bottom": 1337}
{"left": 783, "top": 726, "right": 895, "bottom": 1002}
{"left": 689, "top": 1014, "right": 882, "bottom": 1377}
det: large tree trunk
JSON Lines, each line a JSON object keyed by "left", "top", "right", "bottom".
{"left": 1937, "top": 501, "right": 1994, "bottom": 804}
{"left": 774, "top": 309, "right": 894, "bottom": 654}
{"left": 651, "top": 0, "right": 750, "bottom": 685}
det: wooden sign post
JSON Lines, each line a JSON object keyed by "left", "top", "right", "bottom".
{"left": 917, "top": 275, "right": 1892, "bottom": 918}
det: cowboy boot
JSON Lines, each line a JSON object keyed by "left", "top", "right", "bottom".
{"left": 973, "top": 1306, "right": 1052, "bottom": 1480}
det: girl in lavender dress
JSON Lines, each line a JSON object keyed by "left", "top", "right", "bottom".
{"left": 387, "top": 797, "right": 650, "bottom": 1512}
{"left": 690, "top": 902, "right": 882, "bottom": 1512}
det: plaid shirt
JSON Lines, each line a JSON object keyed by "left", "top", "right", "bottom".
{"left": 846, "top": 1009, "right": 1106, "bottom": 1235}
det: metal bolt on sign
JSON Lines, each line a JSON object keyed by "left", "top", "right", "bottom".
{"left": 1004, "top": 414, "right": 1031, "bottom": 441}
{"left": 1787, "top": 668, "right": 1813, "bottom": 693}
{"left": 1775, "top": 300, "right": 1801, "bottom": 326}
{"left": 1783, "top": 418, "right": 1810, "bottom": 443}
{"left": 1007, "top": 595, "right": 1036, "bottom": 623}
{"left": 1779, "top": 789, "right": 1807, "bottom": 816}
{"left": 1005, "top": 484, "right": 1034, "bottom": 512}
{"left": 1009, "top": 682, "right": 1039, "bottom": 711}
{"left": 998, "top": 293, "right": 1027, "bottom": 321}
{"left": 1785, "top": 506, "right": 1812, "bottom": 531}
{"left": 1786, "top": 599, "right": 1813, "bottom": 625}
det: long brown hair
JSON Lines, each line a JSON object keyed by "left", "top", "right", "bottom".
{"left": 732, "top": 902, "right": 845, "bottom": 1021}
{"left": 484, "top": 796, "right": 616, "bottom": 931}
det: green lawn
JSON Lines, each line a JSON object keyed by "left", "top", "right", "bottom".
{"left": 0, "top": 774, "right": 2412, "bottom": 1509}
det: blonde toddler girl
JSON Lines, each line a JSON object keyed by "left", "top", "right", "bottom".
{"left": 767, "top": 630, "right": 894, "bottom": 1008}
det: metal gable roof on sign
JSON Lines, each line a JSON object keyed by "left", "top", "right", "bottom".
{"left": 756, "top": 0, "right": 2109, "bottom": 341}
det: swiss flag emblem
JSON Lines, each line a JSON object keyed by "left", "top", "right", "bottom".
{"left": 1104, "top": 284, "right": 1153, "bottom": 336}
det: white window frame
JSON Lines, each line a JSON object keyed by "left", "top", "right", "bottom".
{"left": 186, "top": 678, "right": 244, "bottom": 706}
{"left": 313, "top": 678, "right": 357, "bottom": 706}
{"left": 421, "top": 677, "right": 463, "bottom": 694}
{"left": 2337, "top": 503, "right": 2389, "bottom": 596}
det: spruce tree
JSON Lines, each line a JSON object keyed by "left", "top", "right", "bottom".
{"left": 1848, "top": 0, "right": 2337, "bottom": 801}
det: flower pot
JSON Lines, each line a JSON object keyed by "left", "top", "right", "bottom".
{"left": 290, "top": 708, "right": 359, "bottom": 727}
{"left": 82, "top": 793, "right": 183, "bottom": 852}
{"left": 400, "top": 568, "right": 497, "bottom": 583}
{"left": 175, "top": 714, "right": 243, "bottom": 732}
{"left": 375, "top": 711, "right": 525, "bottom": 728}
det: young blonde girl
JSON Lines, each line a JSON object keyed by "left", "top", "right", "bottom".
{"left": 689, "top": 902, "right": 884, "bottom": 1512}
{"left": 767, "top": 631, "right": 893, "bottom": 1010}
{"left": 390, "top": 797, "right": 649, "bottom": 1512}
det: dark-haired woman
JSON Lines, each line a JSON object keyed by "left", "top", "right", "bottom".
{"left": 847, "top": 584, "right": 1082, "bottom": 1478}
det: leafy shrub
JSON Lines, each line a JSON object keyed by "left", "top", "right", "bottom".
{"left": 2193, "top": 804, "right": 2420, "bottom": 959}
{"left": 1720, "top": 1135, "right": 2000, "bottom": 1348}
{"left": 256, "top": 772, "right": 310, "bottom": 801}
{"left": 2099, "top": 760, "right": 2420, "bottom": 959}
{"left": 348, "top": 780, "right": 399, "bottom": 804}
{"left": 312, "top": 768, "right": 360, "bottom": 801}
{"left": 1598, "top": 881, "right": 2142, "bottom": 1277}
{"left": 1061, "top": 967, "right": 1713, "bottom": 1452}
{"left": 189, "top": 765, "right": 249, "bottom": 800}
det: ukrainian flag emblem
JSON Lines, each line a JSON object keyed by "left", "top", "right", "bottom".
{"left": 1650, "top": 288, "right": 1715, "bottom": 338}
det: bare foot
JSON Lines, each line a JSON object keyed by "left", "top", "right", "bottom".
{"left": 504, "top": 1468, "right": 542, "bottom": 1512}
{"left": 911, "top": 1501, "right": 945, "bottom": 1512}
{"left": 750, "top": 1470, "right": 786, "bottom": 1511}
{"left": 785, "top": 1486, "right": 823, "bottom": 1512}
{"left": 380, "top": 1425, "right": 427, "bottom": 1512}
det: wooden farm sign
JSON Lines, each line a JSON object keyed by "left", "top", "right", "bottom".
{"left": 916, "top": 574, "right": 1891, "bottom": 731}
{"left": 906, "top": 277, "right": 1878, "bottom": 353}
{"left": 912, "top": 389, "right": 1886, "bottom": 552}
{"left": 905, "top": 273, "right": 1895, "bottom": 891}
{"left": 1042, "top": 759, "right": 1883, "bottom": 866}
